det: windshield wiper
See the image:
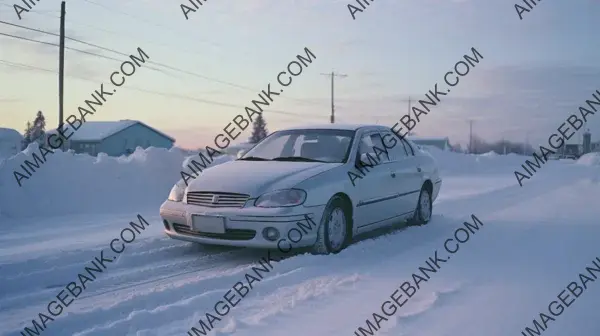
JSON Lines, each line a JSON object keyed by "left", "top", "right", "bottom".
{"left": 238, "top": 156, "right": 270, "bottom": 161}
{"left": 271, "top": 156, "right": 326, "bottom": 163}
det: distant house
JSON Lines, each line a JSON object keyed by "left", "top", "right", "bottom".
{"left": 561, "top": 143, "right": 582, "bottom": 157}
{"left": 407, "top": 136, "right": 452, "bottom": 151}
{"left": 0, "top": 127, "right": 23, "bottom": 159}
{"left": 49, "top": 120, "right": 175, "bottom": 157}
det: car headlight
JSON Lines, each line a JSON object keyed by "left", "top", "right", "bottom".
{"left": 167, "top": 182, "right": 186, "bottom": 202}
{"left": 254, "top": 189, "right": 307, "bottom": 208}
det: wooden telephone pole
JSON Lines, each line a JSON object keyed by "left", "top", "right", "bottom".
{"left": 321, "top": 71, "right": 347, "bottom": 124}
{"left": 58, "top": 1, "right": 66, "bottom": 149}
{"left": 468, "top": 119, "right": 474, "bottom": 154}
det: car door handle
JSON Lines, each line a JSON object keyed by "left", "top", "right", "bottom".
{"left": 390, "top": 172, "right": 396, "bottom": 178}
{"left": 417, "top": 167, "right": 422, "bottom": 173}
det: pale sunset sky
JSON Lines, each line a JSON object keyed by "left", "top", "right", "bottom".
{"left": 1, "top": 0, "right": 599, "bottom": 149}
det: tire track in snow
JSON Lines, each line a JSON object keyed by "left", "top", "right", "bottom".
{"left": 24, "top": 257, "right": 274, "bottom": 335}
{"left": 1, "top": 247, "right": 260, "bottom": 335}
{"left": 223, "top": 219, "right": 453, "bottom": 336}
{"left": 213, "top": 217, "right": 462, "bottom": 336}
{"left": 125, "top": 217, "right": 456, "bottom": 336}
{"left": 1, "top": 237, "right": 183, "bottom": 285}
{"left": 0, "top": 237, "right": 188, "bottom": 305}
{"left": 12, "top": 219, "right": 442, "bottom": 336}
{"left": 76, "top": 271, "right": 362, "bottom": 336}
{"left": 77, "top": 248, "right": 252, "bottom": 301}
{"left": 0, "top": 235, "right": 247, "bottom": 315}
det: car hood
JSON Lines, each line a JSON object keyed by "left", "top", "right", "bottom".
{"left": 186, "top": 160, "right": 342, "bottom": 197}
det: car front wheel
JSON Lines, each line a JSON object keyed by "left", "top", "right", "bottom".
{"left": 312, "top": 196, "right": 351, "bottom": 255}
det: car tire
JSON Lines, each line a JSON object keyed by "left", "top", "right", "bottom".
{"left": 409, "top": 185, "right": 432, "bottom": 226}
{"left": 311, "top": 196, "right": 351, "bottom": 255}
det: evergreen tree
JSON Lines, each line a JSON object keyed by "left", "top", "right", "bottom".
{"left": 21, "top": 121, "right": 33, "bottom": 150}
{"left": 20, "top": 111, "right": 47, "bottom": 150}
{"left": 249, "top": 113, "right": 268, "bottom": 144}
{"left": 31, "top": 111, "right": 46, "bottom": 145}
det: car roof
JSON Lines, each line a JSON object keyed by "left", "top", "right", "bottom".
{"left": 280, "top": 123, "right": 388, "bottom": 132}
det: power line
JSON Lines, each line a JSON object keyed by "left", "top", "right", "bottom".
{"left": 0, "top": 58, "right": 323, "bottom": 119}
{"left": 0, "top": 31, "right": 58, "bottom": 47}
{"left": 0, "top": 3, "right": 58, "bottom": 14}
{"left": 0, "top": 33, "right": 324, "bottom": 120}
{"left": 0, "top": 30, "right": 174, "bottom": 76}
{"left": 80, "top": 0, "right": 220, "bottom": 48}
{"left": 0, "top": 19, "right": 59, "bottom": 37}
{"left": 1, "top": 2, "right": 203, "bottom": 60}
{"left": 0, "top": 59, "right": 55, "bottom": 73}
{"left": 0, "top": 19, "right": 326, "bottom": 107}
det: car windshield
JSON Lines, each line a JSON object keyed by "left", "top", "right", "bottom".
{"left": 239, "top": 129, "right": 355, "bottom": 163}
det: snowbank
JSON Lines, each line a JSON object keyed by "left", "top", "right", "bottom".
{"left": 479, "top": 151, "right": 499, "bottom": 157}
{"left": 0, "top": 127, "right": 23, "bottom": 161}
{"left": 576, "top": 152, "right": 600, "bottom": 166}
{"left": 0, "top": 142, "right": 576, "bottom": 219}
{"left": 0, "top": 144, "right": 234, "bottom": 218}
{"left": 421, "top": 147, "right": 531, "bottom": 175}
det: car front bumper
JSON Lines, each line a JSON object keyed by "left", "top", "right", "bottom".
{"left": 160, "top": 200, "right": 326, "bottom": 249}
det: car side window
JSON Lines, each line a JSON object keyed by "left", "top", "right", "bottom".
{"left": 370, "top": 133, "right": 389, "bottom": 162}
{"left": 357, "top": 133, "right": 389, "bottom": 163}
{"left": 382, "top": 131, "right": 408, "bottom": 161}
{"left": 357, "top": 134, "right": 373, "bottom": 157}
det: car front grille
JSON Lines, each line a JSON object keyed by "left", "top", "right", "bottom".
{"left": 186, "top": 192, "right": 250, "bottom": 208}
{"left": 172, "top": 223, "right": 256, "bottom": 240}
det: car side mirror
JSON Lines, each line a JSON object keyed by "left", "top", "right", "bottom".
{"left": 237, "top": 149, "right": 248, "bottom": 159}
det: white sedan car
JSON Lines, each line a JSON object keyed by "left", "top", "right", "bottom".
{"left": 160, "top": 124, "right": 442, "bottom": 255}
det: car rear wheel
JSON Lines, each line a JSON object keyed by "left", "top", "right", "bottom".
{"left": 410, "top": 186, "right": 432, "bottom": 226}
{"left": 312, "top": 196, "right": 351, "bottom": 255}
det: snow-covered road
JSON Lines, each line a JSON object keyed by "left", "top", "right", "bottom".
{"left": 1, "top": 163, "right": 599, "bottom": 336}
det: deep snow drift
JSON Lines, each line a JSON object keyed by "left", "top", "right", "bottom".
{"left": 0, "top": 144, "right": 234, "bottom": 218}
{"left": 576, "top": 152, "right": 600, "bottom": 167}
{"left": 0, "top": 127, "right": 22, "bottom": 162}
{"left": 0, "top": 146, "right": 599, "bottom": 336}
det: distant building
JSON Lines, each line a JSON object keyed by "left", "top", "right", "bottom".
{"left": 49, "top": 120, "right": 175, "bottom": 157}
{"left": 407, "top": 136, "right": 452, "bottom": 151}
{"left": 583, "top": 131, "right": 592, "bottom": 154}
{"left": 582, "top": 131, "right": 600, "bottom": 153}
{"left": 559, "top": 143, "right": 582, "bottom": 158}
{"left": 0, "top": 127, "right": 23, "bottom": 159}
{"left": 554, "top": 130, "right": 600, "bottom": 157}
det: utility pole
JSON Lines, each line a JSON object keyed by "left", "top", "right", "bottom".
{"left": 58, "top": 1, "right": 66, "bottom": 149}
{"left": 321, "top": 71, "right": 347, "bottom": 124}
{"left": 468, "top": 119, "right": 474, "bottom": 154}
